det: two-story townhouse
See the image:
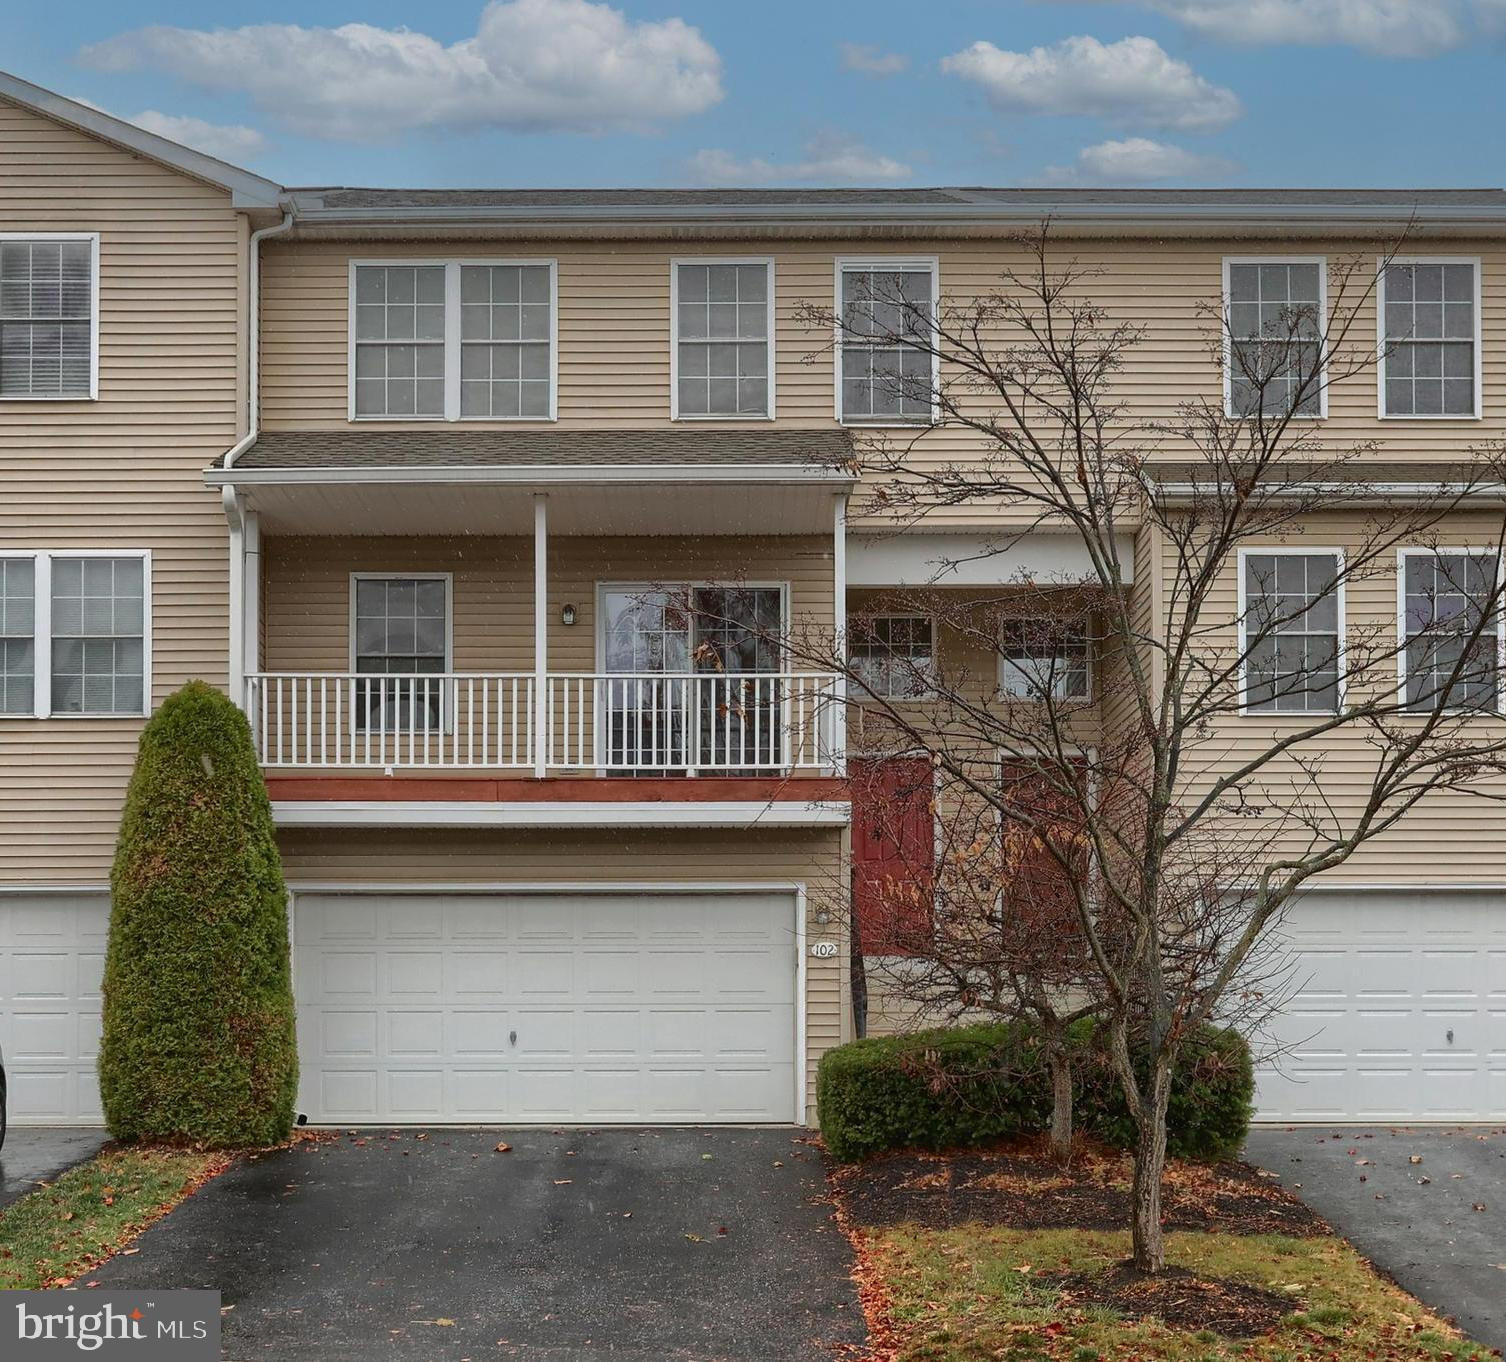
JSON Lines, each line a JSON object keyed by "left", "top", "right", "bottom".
{"left": 2, "top": 71, "right": 1502, "bottom": 1131}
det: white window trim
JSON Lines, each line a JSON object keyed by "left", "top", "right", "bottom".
{"left": 0, "top": 548, "right": 151, "bottom": 720}
{"left": 997, "top": 619, "right": 1093, "bottom": 703}
{"left": 1222, "top": 255, "right": 1329, "bottom": 421}
{"left": 1395, "top": 546, "right": 1506, "bottom": 715}
{"left": 1235, "top": 546, "right": 1347, "bottom": 716}
{"left": 668, "top": 257, "right": 776, "bottom": 421}
{"left": 347, "top": 258, "right": 558, "bottom": 423}
{"left": 347, "top": 572, "right": 455, "bottom": 672}
{"left": 849, "top": 612, "right": 938, "bottom": 701}
{"left": 0, "top": 232, "right": 100, "bottom": 403}
{"left": 833, "top": 255, "right": 941, "bottom": 428}
{"left": 1375, "top": 256, "right": 1483, "bottom": 422}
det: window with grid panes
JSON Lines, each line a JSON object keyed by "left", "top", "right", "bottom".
{"left": 851, "top": 615, "right": 935, "bottom": 698}
{"left": 50, "top": 557, "right": 145, "bottom": 715}
{"left": 0, "top": 238, "right": 93, "bottom": 398}
{"left": 1227, "top": 261, "right": 1324, "bottom": 417}
{"left": 839, "top": 263, "right": 934, "bottom": 423}
{"left": 1402, "top": 551, "right": 1501, "bottom": 713}
{"left": 1382, "top": 262, "right": 1478, "bottom": 417}
{"left": 352, "top": 265, "right": 447, "bottom": 417}
{"left": 0, "top": 558, "right": 35, "bottom": 714}
{"left": 460, "top": 264, "right": 552, "bottom": 417}
{"left": 675, "top": 262, "right": 770, "bottom": 417}
{"left": 1242, "top": 553, "right": 1341, "bottom": 712}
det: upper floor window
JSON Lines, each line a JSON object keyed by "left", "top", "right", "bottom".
{"left": 350, "top": 260, "right": 555, "bottom": 421}
{"left": 1225, "top": 258, "right": 1325, "bottom": 418}
{"left": 0, "top": 235, "right": 98, "bottom": 400}
{"left": 1380, "top": 260, "right": 1480, "bottom": 419}
{"left": 851, "top": 615, "right": 936, "bottom": 699}
{"left": 1400, "top": 549, "right": 1502, "bottom": 714}
{"left": 0, "top": 551, "right": 149, "bottom": 718}
{"left": 1241, "top": 551, "right": 1342, "bottom": 713}
{"left": 999, "top": 618, "right": 1090, "bottom": 702}
{"left": 672, "top": 260, "right": 773, "bottom": 419}
{"left": 837, "top": 258, "right": 936, "bottom": 425}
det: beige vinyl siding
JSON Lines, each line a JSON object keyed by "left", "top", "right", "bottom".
{"left": 261, "top": 533, "right": 836, "bottom": 677}
{"left": 278, "top": 827, "right": 845, "bottom": 1122}
{"left": 0, "top": 98, "right": 242, "bottom": 884}
{"left": 1166, "top": 511, "right": 1506, "bottom": 882}
{"left": 260, "top": 236, "right": 1506, "bottom": 534}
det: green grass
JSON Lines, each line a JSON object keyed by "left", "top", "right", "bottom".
{"left": 0, "top": 1145, "right": 228, "bottom": 1288}
{"left": 865, "top": 1225, "right": 1495, "bottom": 1362}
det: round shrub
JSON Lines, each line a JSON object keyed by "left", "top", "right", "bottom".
{"left": 817, "top": 1019, "right": 1253, "bottom": 1162}
{"left": 99, "top": 680, "right": 298, "bottom": 1147}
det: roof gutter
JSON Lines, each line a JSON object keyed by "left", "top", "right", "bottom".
{"left": 204, "top": 462, "right": 857, "bottom": 489}
{"left": 1154, "top": 480, "right": 1506, "bottom": 506}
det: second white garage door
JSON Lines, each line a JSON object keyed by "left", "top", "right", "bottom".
{"left": 294, "top": 890, "right": 799, "bottom": 1125}
{"left": 1255, "top": 891, "right": 1506, "bottom": 1122}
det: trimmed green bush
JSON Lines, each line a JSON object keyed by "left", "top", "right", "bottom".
{"left": 99, "top": 681, "right": 297, "bottom": 1147}
{"left": 817, "top": 1020, "right": 1253, "bottom": 1162}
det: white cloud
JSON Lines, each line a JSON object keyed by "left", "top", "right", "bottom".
{"left": 129, "top": 111, "right": 268, "bottom": 161}
{"left": 79, "top": 0, "right": 724, "bottom": 141}
{"left": 1059, "top": 0, "right": 1506, "bottom": 57}
{"left": 688, "top": 133, "right": 911, "bottom": 186}
{"left": 941, "top": 34, "right": 1240, "bottom": 132}
{"left": 839, "top": 42, "right": 908, "bottom": 76}
{"left": 1044, "top": 137, "right": 1237, "bottom": 183}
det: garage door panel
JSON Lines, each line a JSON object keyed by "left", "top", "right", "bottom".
{"left": 1, "top": 894, "right": 110, "bottom": 1125}
{"left": 295, "top": 892, "right": 798, "bottom": 1124}
{"left": 1257, "top": 891, "right": 1506, "bottom": 1122}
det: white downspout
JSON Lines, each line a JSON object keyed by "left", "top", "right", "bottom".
{"left": 223, "top": 208, "right": 294, "bottom": 710}
{"left": 832, "top": 491, "right": 849, "bottom": 774}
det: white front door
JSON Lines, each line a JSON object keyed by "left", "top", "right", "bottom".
{"left": 1255, "top": 891, "right": 1506, "bottom": 1122}
{"left": 0, "top": 893, "right": 109, "bottom": 1124}
{"left": 294, "top": 890, "right": 799, "bottom": 1124}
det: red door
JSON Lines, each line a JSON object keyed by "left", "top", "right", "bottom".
{"left": 850, "top": 756, "right": 935, "bottom": 956}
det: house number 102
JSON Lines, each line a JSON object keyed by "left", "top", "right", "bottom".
{"left": 809, "top": 941, "right": 839, "bottom": 959}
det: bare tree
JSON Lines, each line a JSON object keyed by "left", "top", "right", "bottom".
{"left": 793, "top": 227, "right": 1506, "bottom": 1273}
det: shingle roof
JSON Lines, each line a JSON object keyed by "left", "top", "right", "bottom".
{"left": 224, "top": 428, "right": 855, "bottom": 472}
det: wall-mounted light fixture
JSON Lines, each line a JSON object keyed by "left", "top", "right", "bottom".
{"left": 560, "top": 604, "right": 578, "bottom": 626}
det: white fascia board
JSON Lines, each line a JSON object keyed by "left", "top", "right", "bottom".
{"left": 850, "top": 531, "right": 1135, "bottom": 587}
{"left": 0, "top": 70, "right": 283, "bottom": 208}
{"left": 204, "top": 463, "right": 856, "bottom": 488}
{"left": 1155, "top": 481, "right": 1506, "bottom": 505}
{"left": 270, "top": 800, "right": 852, "bottom": 829}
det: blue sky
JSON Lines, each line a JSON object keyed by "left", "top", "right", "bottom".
{"left": 5, "top": 0, "right": 1505, "bottom": 189}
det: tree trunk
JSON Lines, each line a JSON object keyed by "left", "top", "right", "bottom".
{"left": 1043, "top": 1019, "right": 1073, "bottom": 1162}
{"left": 1129, "top": 1060, "right": 1173, "bottom": 1273}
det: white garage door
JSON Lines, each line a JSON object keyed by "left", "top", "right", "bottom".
{"left": 1256, "top": 891, "right": 1506, "bottom": 1122}
{"left": 294, "top": 891, "right": 799, "bottom": 1125}
{"left": 0, "top": 893, "right": 108, "bottom": 1125}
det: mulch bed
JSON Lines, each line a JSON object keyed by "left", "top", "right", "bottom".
{"left": 831, "top": 1138, "right": 1327, "bottom": 1236}
{"left": 1043, "top": 1262, "right": 1295, "bottom": 1337}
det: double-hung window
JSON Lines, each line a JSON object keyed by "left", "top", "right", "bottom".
{"left": 350, "top": 260, "right": 556, "bottom": 421}
{"left": 0, "top": 234, "right": 98, "bottom": 400}
{"left": 1380, "top": 260, "right": 1480, "bottom": 418}
{"left": 672, "top": 260, "right": 773, "bottom": 418}
{"left": 351, "top": 574, "right": 451, "bottom": 731}
{"left": 851, "top": 615, "right": 936, "bottom": 699}
{"left": 1225, "top": 259, "right": 1325, "bottom": 418}
{"left": 0, "top": 551, "right": 149, "bottom": 718}
{"left": 1400, "top": 550, "right": 1502, "bottom": 713}
{"left": 1240, "top": 551, "right": 1342, "bottom": 713}
{"left": 999, "top": 618, "right": 1090, "bottom": 702}
{"left": 837, "top": 258, "right": 937, "bottom": 425}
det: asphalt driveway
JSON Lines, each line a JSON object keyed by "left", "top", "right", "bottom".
{"left": 1245, "top": 1126, "right": 1506, "bottom": 1354}
{"left": 86, "top": 1126, "right": 865, "bottom": 1361}
{"left": 0, "top": 1127, "right": 109, "bottom": 1209}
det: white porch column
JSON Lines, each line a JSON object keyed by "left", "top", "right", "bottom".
{"left": 533, "top": 492, "right": 548, "bottom": 778}
{"left": 832, "top": 491, "right": 848, "bottom": 773}
{"left": 222, "top": 485, "right": 246, "bottom": 709}
{"left": 243, "top": 509, "right": 261, "bottom": 681}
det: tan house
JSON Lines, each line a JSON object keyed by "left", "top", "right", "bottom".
{"left": 1, "top": 71, "right": 1502, "bottom": 1131}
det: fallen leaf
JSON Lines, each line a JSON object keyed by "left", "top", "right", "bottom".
{"left": 1409, "top": 1155, "right": 1424, "bottom": 1164}
{"left": 1473, "top": 1203, "right": 1487, "bottom": 1212}
{"left": 685, "top": 1233, "right": 704, "bottom": 1242}
{"left": 494, "top": 1142, "right": 512, "bottom": 1154}
{"left": 553, "top": 1179, "right": 572, "bottom": 1186}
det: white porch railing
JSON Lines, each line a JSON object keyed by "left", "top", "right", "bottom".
{"left": 246, "top": 671, "right": 842, "bottom": 774}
